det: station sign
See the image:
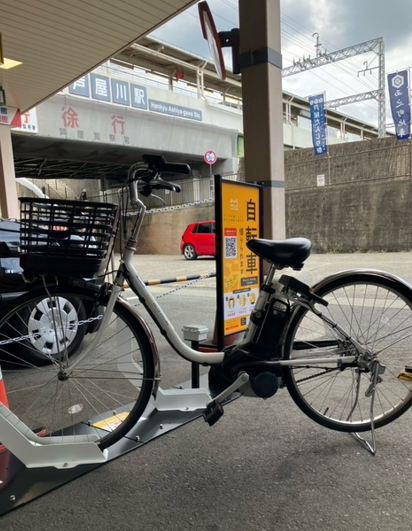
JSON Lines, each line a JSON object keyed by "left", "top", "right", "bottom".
{"left": 68, "top": 74, "right": 203, "bottom": 122}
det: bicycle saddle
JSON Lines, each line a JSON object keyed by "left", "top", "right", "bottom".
{"left": 247, "top": 237, "right": 311, "bottom": 270}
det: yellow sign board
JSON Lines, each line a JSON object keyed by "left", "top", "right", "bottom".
{"left": 215, "top": 177, "right": 261, "bottom": 347}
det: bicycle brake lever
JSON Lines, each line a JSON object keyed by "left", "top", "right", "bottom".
{"left": 152, "top": 179, "right": 181, "bottom": 193}
{"left": 138, "top": 184, "right": 152, "bottom": 197}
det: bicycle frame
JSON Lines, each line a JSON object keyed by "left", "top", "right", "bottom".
{"left": 67, "top": 188, "right": 358, "bottom": 375}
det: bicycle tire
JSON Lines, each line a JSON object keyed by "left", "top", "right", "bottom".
{"left": 283, "top": 271, "right": 412, "bottom": 432}
{"left": 0, "top": 283, "right": 156, "bottom": 450}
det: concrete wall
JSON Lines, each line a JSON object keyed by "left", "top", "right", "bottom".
{"left": 285, "top": 179, "right": 412, "bottom": 252}
{"left": 124, "top": 202, "right": 215, "bottom": 255}
{"left": 284, "top": 137, "right": 412, "bottom": 252}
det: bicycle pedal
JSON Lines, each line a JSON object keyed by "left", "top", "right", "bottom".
{"left": 203, "top": 400, "right": 224, "bottom": 426}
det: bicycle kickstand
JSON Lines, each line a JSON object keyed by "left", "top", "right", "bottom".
{"left": 350, "top": 360, "right": 385, "bottom": 456}
{"left": 203, "top": 372, "right": 250, "bottom": 426}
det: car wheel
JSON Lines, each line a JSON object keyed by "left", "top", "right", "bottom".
{"left": 14, "top": 296, "right": 87, "bottom": 365}
{"left": 183, "top": 244, "right": 197, "bottom": 260}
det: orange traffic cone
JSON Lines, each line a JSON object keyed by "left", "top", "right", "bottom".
{"left": 0, "top": 364, "right": 8, "bottom": 408}
{"left": 0, "top": 364, "right": 9, "bottom": 453}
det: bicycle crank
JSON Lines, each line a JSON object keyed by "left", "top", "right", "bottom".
{"left": 203, "top": 372, "right": 250, "bottom": 426}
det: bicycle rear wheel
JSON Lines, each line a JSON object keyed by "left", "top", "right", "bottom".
{"left": 0, "top": 283, "right": 156, "bottom": 450}
{"left": 283, "top": 271, "right": 412, "bottom": 432}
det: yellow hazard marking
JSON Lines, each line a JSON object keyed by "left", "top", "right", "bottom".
{"left": 397, "top": 370, "right": 412, "bottom": 382}
{"left": 91, "top": 412, "right": 129, "bottom": 430}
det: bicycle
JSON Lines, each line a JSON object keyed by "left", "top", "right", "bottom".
{"left": 1, "top": 153, "right": 412, "bottom": 466}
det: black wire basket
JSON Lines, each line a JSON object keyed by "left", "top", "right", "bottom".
{"left": 19, "top": 198, "right": 119, "bottom": 278}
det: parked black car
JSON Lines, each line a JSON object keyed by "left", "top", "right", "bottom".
{"left": 0, "top": 220, "right": 29, "bottom": 304}
{"left": 0, "top": 219, "right": 101, "bottom": 365}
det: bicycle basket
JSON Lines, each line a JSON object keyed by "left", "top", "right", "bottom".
{"left": 19, "top": 198, "right": 119, "bottom": 278}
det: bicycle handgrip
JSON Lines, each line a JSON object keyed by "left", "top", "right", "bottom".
{"left": 158, "top": 162, "right": 191, "bottom": 175}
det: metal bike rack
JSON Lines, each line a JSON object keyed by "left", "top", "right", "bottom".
{"left": 0, "top": 375, "right": 222, "bottom": 516}
{"left": 0, "top": 271, "right": 381, "bottom": 515}
{"left": 0, "top": 365, "right": 377, "bottom": 517}
{"left": 0, "top": 271, "right": 220, "bottom": 515}
{"left": 0, "top": 283, "right": 217, "bottom": 516}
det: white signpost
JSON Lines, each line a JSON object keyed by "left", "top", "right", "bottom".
{"left": 204, "top": 150, "right": 217, "bottom": 199}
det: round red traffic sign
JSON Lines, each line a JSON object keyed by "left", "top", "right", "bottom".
{"left": 204, "top": 150, "right": 217, "bottom": 165}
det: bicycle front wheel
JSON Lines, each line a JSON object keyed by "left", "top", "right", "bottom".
{"left": 0, "top": 283, "right": 156, "bottom": 450}
{"left": 283, "top": 271, "right": 412, "bottom": 432}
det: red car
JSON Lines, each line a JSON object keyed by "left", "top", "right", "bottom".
{"left": 180, "top": 221, "right": 215, "bottom": 260}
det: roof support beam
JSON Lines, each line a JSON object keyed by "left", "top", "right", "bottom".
{"left": 0, "top": 125, "right": 18, "bottom": 218}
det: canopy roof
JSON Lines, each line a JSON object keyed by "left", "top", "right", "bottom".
{"left": 0, "top": 0, "right": 197, "bottom": 112}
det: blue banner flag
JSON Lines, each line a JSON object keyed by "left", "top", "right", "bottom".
{"left": 309, "top": 94, "right": 327, "bottom": 156}
{"left": 388, "top": 70, "right": 410, "bottom": 141}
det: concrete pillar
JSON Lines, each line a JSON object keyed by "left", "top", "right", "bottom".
{"left": 238, "top": 0, "right": 285, "bottom": 240}
{"left": 0, "top": 125, "right": 18, "bottom": 218}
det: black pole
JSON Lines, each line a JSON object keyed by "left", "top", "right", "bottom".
{"left": 191, "top": 340, "right": 200, "bottom": 388}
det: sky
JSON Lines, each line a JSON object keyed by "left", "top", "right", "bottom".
{"left": 151, "top": 0, "right": 412, "bottom": 131}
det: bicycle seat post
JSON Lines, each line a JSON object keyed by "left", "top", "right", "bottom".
{"left": 264, "top": 263, "right": 277, "bottom": 288}
{"left": 233, "top": 262, "right": 278, "bottom": 352}
{"left": 256, "top": 263, "right": 277, "bottom": 311}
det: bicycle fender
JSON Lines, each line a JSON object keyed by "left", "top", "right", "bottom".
{"left": 116, "top": 296, "right": 161, "bottom": 398}
{"left": 311, "top": 268, "right": 412, "bottom": 295}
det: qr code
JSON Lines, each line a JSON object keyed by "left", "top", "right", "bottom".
{"left": 224, "top": 236, "right": 237, "bottom": 258}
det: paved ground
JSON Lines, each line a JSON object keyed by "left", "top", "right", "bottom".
{"left": 2, "top": 251, "right": 412, "bottom": 530}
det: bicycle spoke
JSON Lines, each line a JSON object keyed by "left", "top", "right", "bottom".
{"left": 0, "top": 284, "right": 155, "bottom": 449}
{"left": 284, "top": 275, "right": 412, "bottom": 432}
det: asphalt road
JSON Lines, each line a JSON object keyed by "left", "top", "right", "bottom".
{"left": 2, "top": 251, "right": 412, "bottom": 530}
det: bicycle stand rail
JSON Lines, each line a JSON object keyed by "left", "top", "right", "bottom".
{"left": 0, "top": 372, "right": 382, "bottom": 515}
{"left": 0, "top": 376, "right": 236, "bottom": 517}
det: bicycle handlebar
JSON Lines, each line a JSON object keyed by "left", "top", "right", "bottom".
{"left": 127, "top": 154, "right": 189, "bottom": 205}
{"left": 141, "top": 154, "right": 190, "bottom": 178}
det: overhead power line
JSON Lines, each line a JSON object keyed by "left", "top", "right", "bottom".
{"left": 282, "top": 37, "right": 386, "bottom": 137}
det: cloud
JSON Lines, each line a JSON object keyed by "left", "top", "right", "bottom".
{"left": 153, "top": 0, "right": 412, "bottom": 128}
{"left": 152, "top": 0, "right": 238, "bottom": 59}
{"left": 280, "top": 0, "right": 412, "bottom": 50}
